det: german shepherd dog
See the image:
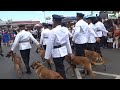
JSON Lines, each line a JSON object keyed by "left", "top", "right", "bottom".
{"left": 65, "top": 55, "right": 96, "bottom": 78}
{"left": 31, "top": 61, "right": 63, "bottom": 79}
{"left": 36, "top": 47, "right": 53, "bottom": 69}
{"left": 6, "top": 51, "right": 23, "bottom": 79}
{"left": 85, "top": 50, "right": 106, "bottom": 71}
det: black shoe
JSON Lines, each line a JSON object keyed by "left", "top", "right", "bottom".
{"left": 26, "top": 70, "right": 31, "bottom": 74}
{"left": 0, "top": 54, "right": 4, "bottom": 57}
{"left": 80, "top": 70, "right": 85, "bottom": 74}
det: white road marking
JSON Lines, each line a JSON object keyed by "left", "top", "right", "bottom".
{"left": 115, "top": 76, "right": 120, "bottom": 79}
{"left": 93, "top": 71, "right": 120, "bottom": 77}
{"left": 75, "top": 68, "right": 82, "bottom": 79}
{"left": 78, "top": 68, "right": 120, "bottom": 79}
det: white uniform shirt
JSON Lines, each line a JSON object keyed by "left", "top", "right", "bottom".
{"left": 88, "top": 23, "right": 98, "bottom": 43}
{"left": 45, "top": 25, "right": 72, "bottom": 59}
{"left": 73, "top": 19, "right": 89, "bottom": 44}
{"left": 95, "top": 21, "right": 108, "bottom": 37}
{"left": 40, "top": 28, "right": 51, "bottom": 45}
{"left": 62, "top": 26, "right": 73, "bottom": 38}
{"left": 41, "top": 27, "right": 44, "bottom": 32}
{"left": 11, "top": 30, "right": 39, "bottom": 51}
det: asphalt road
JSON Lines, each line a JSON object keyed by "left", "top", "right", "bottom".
{"left": 0, "top": 43, "right": 120, "bottom": 79}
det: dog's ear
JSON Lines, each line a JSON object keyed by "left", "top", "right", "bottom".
{"left": 37, "top": 61, "right": 41, "bottom": 63}
{"left": 30, "top": 64, "right": 34, "bottom": 69}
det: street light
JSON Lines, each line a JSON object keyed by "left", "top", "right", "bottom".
{"left": 42, "top": 11, "right": 46, "bottom": 23}
{"left": 90, "top": 11, "right": 93, "bottom": 16}
{"left": 46, "top": 16, "right": 51, "bottom": 23}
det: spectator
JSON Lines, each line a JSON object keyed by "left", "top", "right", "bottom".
{"left": 2, "top": 31, "right": 10, "bottom": 46}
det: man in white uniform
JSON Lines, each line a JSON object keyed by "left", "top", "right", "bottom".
{"left": 73, "top": 13, "right": 100, "bottom": 56}
{"left": 94, "top": 17, "right": 108, "bottom": 56}
{"left": 86, "top": 17, "right": 99, "bottom": 51}
{"left": 9, "top": 25, "right": 40, "bottom": 74}
{"left": 44, "top": 15, "right": 74, "bottom": 79}
{"left": 40, "top": 23, "right": 51, "bottom": 50}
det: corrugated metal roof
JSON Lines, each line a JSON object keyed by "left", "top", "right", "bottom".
{"left": 0, "top": 21, "right": 7, "bottom": 26}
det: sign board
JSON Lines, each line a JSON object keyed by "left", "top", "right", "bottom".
{"left": 99, "top": 12, "right": 108, "bottom": 19}
{"left": 108, "top": 14, "right": 118, "bottom": 19}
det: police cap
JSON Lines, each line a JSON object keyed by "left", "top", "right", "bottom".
{"left": 88, "top": 17, "right": 96, "bottom": 21}
{"left": 52, "top": 14, "right": 64, "bottom": 21}
{"left": 76, "top": 13, "right": 84, "bottom": 18}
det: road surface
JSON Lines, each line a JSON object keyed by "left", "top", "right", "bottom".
{"left": 0, "top": 43, "right": 120, "bottom": 79}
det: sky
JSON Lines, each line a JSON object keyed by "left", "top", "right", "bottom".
{"left": 0, "top": 11, "right": 100, "bottom": 23}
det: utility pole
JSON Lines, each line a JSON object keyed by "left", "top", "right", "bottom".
{"left": 90, "top": 11, "right": 93, "bottom": 16}
{"left": 42, "top": 11, "right": 46, "bottom": 23}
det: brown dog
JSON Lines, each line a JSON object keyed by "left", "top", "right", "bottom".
{"left": 65, "top": 55, "right": 96, "bottom": 78}
{"left": 36, "top": 48, "right": 53, "bottom": 64}
{"left": 85, "top": 50, "right": 106, "bottom": 71}
{"left": 31, "top": 61, "right": 63, "bottom": 79}
{"left": 6, "top": 52, "right": 23, "bottom": 78}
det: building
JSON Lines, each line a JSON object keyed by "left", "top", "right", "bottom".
{"left": 11, "top": 21, "right": 40, "bottom": 26}
{"left": 0, "top": 21, "right": 8, "bottom": 26}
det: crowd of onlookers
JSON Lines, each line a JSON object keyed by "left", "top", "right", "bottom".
{"left": 103, "top": 18, "right": 120, "bottom": 49}
{"left": 0, "top": 23, "right": 52, "bottom": 49}
{"left": 0, "top": 18, "right": 120, "bottom": 51}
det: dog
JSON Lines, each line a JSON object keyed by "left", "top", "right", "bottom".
{"left": 65, "top": 55, "right": 96, "bottom": 78}
{"left": 6, "top": 51, "right": 23, "bottom": 79}
{"left": 31, "top": 61, "right": 63, "bottom": 79}
{"left": 36, "top": 48, "right": 53, "bottom": 64}
{"left": 85, "top": 50, "right": 106, "bottom": 71}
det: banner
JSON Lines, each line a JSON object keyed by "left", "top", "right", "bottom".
{"left": 108, "top": 13, "right": 118, "bottom": 19}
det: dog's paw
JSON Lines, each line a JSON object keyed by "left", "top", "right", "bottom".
{"left": 72, "top": 74, "right": 75, "bottom": 77}
{"left": 92, "top": 73, "right": 96, "bottom": 78}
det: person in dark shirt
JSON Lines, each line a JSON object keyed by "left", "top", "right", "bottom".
{"left": 0, "top": 33, "right": 4, "bottom": 57}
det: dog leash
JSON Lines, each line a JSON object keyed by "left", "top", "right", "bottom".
{"left": 47, "top": 60, "right": 52, "bottom": 70}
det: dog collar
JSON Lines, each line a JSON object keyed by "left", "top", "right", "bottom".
{"left": 35, "top": 65, "right": 40, "bottom": 69}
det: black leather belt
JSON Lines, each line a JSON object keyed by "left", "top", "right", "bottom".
{"left": 97, "top": 30, "right": 102, "bottom": 31}
{"left": 19, "top": 40, "right": 30, "bottom": 43}
{"left": 53, "top": 43, "right": 66, "bottom": 49}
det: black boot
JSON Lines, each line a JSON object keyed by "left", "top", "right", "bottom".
{"left": 80, "top": 70, "right": 85, "bottom": 74}
{"left": 26, "top": 67, "right": 31, "bottom": 74}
